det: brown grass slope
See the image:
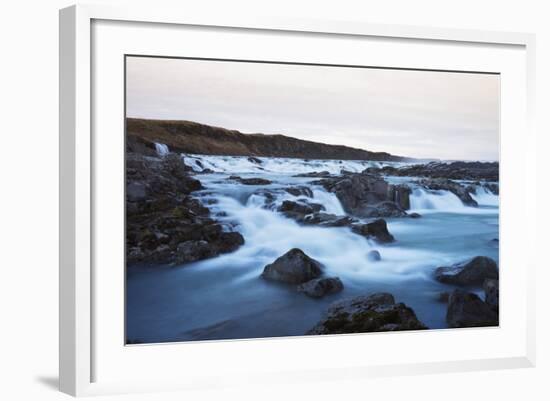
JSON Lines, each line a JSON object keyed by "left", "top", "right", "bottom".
{"left": 126, "top": 118, "right": 409, "bottom": 161}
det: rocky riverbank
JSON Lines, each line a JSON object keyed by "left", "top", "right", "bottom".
{"left": 126, "top": 137, "right": 244, "bottom": 266}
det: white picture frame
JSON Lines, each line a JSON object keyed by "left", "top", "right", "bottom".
{"left": 59, "top": 4, "right": 536, "bottom": 397}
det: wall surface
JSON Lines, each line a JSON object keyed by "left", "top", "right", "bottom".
{"left": 0, "top": 0, "right": 547, "bottom": 400}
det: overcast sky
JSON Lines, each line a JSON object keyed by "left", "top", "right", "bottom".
{"left": 126, "top": 56, "right": 499, "bottom": 161}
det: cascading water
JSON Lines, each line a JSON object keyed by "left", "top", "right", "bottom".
{"left": 408, "top": 187, "right": 499, "bottom": 215}
{"left": 154, "top": 142, "right": 170, "bottom": 156}
{"left": 470, "top": 185, "right": 499, "bottom": 207}
{"left": 182, "top": 153, "right": 405, "bottom": 175}
{"left": 409, "top": 188, "right": 467, "bottom": 212}
{"left": 127, "top": 154, "right": 500, "bottom": 343}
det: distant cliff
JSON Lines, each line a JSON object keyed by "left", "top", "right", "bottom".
{"left": 126, "top": 118, "right": 411, "bottom": 162}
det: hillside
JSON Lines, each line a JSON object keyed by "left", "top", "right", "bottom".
{"left": 126, "top": 118, "right": 410, "bottom": 162}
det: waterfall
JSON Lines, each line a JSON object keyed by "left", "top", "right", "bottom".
{"left": 409, "top": 188, "right": 468, "bottom": 212}
{"left": 311, "top": 188, "right": 346, "bottom": 215}
{"left": 470, "top": 185, "right": 499, "bottom": 207}
{"left": 154, "top": 143, "right": 170, "bottom": 156}
{"left": 409, "top": 188, "right": 498, "bottom": 214}
{"left": 242, "top": 186, "right": 345, "bottom": 216}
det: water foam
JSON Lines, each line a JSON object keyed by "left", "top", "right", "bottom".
{"left": 182, "top": 154, "right": 404, "bottom": 175}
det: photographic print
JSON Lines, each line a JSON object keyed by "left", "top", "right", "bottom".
{"left": 125, "top": 56, "right": 499, "bottom": 344}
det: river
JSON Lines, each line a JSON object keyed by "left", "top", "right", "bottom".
{"left": 126, "top": 154, "right": 499, "bottom": 343}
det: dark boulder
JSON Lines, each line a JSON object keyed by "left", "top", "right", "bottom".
{"left": 175, "top": 240, "right": 214, "bottom": 264}
{"left": 301, "top": 213, "right": 355, "bottom": 227}
{"left": 214, "top": 231, "right": 245, "bottom": 253}
{"left": 314, "top": 173, "right": 407, "bottom": 217}
{"left": 316, "top": 174, "right": 388, "bottom": 214}
{"left": 278, "top": 200, "right": 324, "bottom": 215}
{"left": 241, "top": 178, "right": 272, "bottom": 185}
{"left": 446, "top": 290, "right": 498, "bottom": 328}
{"left": 308, "top": 293, "right": 427, "bottom": 334}
{"left": 408, "top": 212, "right": 422, "bottom": 218}
{"left": 435, "top": 256, "right": 498, "bottom": 286}
{"left": 351, "top": 219, "right": 395, "bottom": 243}
{"left": 173, "top": 231, "right": 243, "bottom": 265}
{"left": 365, "top": 201, "right": 407, "bottom": 218}
{"left": 261, "top": 248, "right": 323, "bottom": 284}
{"left": 483, "top": 279, "right": 499, "bottom": 311}
{"left": 388, "top": 184, "right": 411, "bottom": 210}
{"left": 228, "top": 176, "right": 272, "bottom": 185}
{"left": 298, "top": 277, "right": 344, "bottom": 298}
{"left": 284, "top": 186, "right": 314, "bottom": 198}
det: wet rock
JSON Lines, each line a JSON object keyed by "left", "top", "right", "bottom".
{"left": 446, "top": 290, "right": 498, "bottom": 328}
{"left": 294, "top": 171, "right": 332, "bottom": 178}
{"left": 351, "top": 219, "right": 395, "bottom": 243}
{"left": 314, "top": 173, "right": 407, "bottom": 217}
{"left": 298, "top": 277, "right": 344, "bottom": 298}
{"left": 301, "top": 213, "right": 355, "bottom": 227}
{"left": 315, "top": 174, "right": 387, "bottom": 213}
{"left": 172, "top": 231, "right": 244, "bottom": 264}
{"left": 435, "top": 256, "right": 498, "bottom": 286}
{"left": 367, "top": 250, "right": 381, "bottom": 262}
{"left": 214, "top": 231, "right": 245, "bottom": 254}
{"left": 388, "top": 184, "right": 411, "bottom": 210}
{"left": 228, "top": 176, "right": 272, "bottom": 185}
{"left": 261, "top": 248, "right": 323, "bottom": 284}
{"left": 284, "top": 186, "right": 314, "bottom": 198}
{"left": 308, "top": 293, "right": 427, "bottom": 334}
{"left": 408, "top": 212, "right": 422, "bottom": 218}
{"left": 175, "top": 240, "right": 214, "bottom": 264}
{"left": 364, "top": 201, "right": 407, "bottom": 218}
{"left": 483, "top": 279, "right": 499, "bottom": 311}
{"left": 278, "top": 200, "right": 324, "bottom": 215}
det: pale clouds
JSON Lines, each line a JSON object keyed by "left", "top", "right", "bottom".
{"left": 126, "top": 56, "right": 499, "bottom": 161}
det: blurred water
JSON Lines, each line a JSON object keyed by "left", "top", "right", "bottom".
{"left": 126, "top": 155, "right": 499, "bottom": 343}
